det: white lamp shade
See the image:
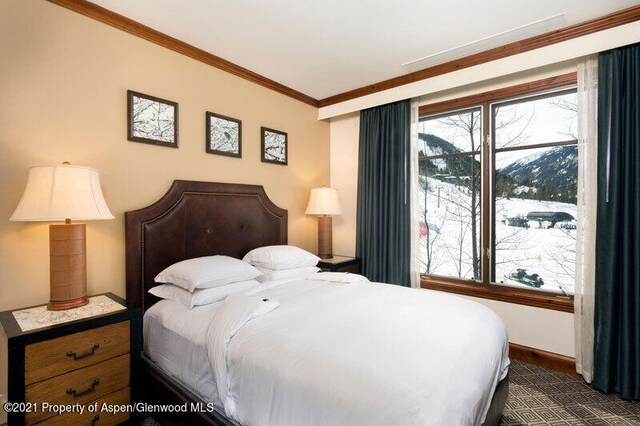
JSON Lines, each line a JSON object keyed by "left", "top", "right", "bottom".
{"left": 10, "top": 164, "right": 114, "bottom": 222}
{"left": 305, "top": 187, "right": 342, "bottom": 216}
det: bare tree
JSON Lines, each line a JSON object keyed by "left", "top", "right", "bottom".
{"left": 419, "top": 177, "right": 445, "bottom": 274}
{"left": 433, "top": 111, "right": 481, "bottom": 279}
{"left": 419, "top": 105, "right": 535, "bottom": 281}
{"left": 548, "top": 96, "right": 578, "bottom": 140}
{"left": 132, "top": 98, "right": 175, "bottom": 142}
{"left": 208, "top": 117, "right": 239, "bottom": 152}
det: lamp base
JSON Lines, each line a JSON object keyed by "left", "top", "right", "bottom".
{"left": 318, "top": 216, "right": 333, "bottom": 259}
{"left": 48, "top": 223, "right": 88, "bottom": 311}
{"left": 48, "top": 296, "right": 89, "bottom": 311}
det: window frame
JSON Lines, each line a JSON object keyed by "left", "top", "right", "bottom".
{"left": 418, "top": 73, "right": 577, "bottom": 313}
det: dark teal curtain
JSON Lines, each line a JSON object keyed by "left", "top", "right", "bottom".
{"left": 593, "top": 42, "right": 640, "bottom": 400}
{"left": 356, "top": 100, "right": 411, "bottom": 286}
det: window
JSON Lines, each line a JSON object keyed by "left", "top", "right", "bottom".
{"left": 418, "top": 75, "right": 578, "bottom": 311}
{"left": 419, "top": 108, "right": 482, "bottom": 281}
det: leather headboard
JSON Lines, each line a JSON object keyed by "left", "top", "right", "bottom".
{"left": 125, "top": 180, "right": 288, "bottom": 312}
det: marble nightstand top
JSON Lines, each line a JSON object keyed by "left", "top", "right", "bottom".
{"left": 12, "top": 295, "right": 126, "bottom": 332}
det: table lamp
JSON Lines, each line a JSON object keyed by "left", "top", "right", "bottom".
{"left": 305, "top": 187, "right": 342, "bottom": 259}
{"left": 10, "top": 163, "right": 114, "bottom": 310}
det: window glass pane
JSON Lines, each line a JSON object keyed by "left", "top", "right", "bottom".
{"left": 494, "top": 145, "right": 577, "bottom": 295}
{"left": 419, "top": 154, "right": 481, "bottom": 281}
{"left": 494, "top": 91, "right": 577, "bottom": 150}
{"left": 419, "top": 108, "right": 481, "bottom": 154}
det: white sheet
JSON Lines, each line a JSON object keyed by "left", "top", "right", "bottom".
{"left": 206, "top": 278, "right": 510, "bottom": 426}
{"left": 143, "top": 300, "right": 222, "bottom": 406}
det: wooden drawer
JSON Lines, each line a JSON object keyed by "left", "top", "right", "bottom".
{"left": 25, "top": 321, "right": 130, "bottom": 384}
{"left": 37, "top": 387, "right": 130, "bottom": 426}
{"left": 26, "top": 354, "right": 130, "bottom": 424}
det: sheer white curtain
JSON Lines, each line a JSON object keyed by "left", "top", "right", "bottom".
{"left": 574, "top": 55, "right": 598, "bottom": 383}
{"left": 409, "top": 99, "right": 421, "bottom": 288}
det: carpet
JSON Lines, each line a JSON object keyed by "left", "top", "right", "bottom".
{"left": 501, "top": 360, "right": 640, "bottom": 425}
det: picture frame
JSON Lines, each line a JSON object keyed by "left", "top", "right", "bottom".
{"left": 205, "top": 112, "right": 242, "bottom": 158}
{"left": 261, "top": 127, "right": 288, "bottom": 165}
{"left": 127, "top": 90, "right": 178, "bottom": 148}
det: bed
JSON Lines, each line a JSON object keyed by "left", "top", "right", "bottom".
{"left": 125, "top": 180, "right": 510, "bottom": 426}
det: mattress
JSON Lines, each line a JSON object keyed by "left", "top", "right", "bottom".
{"left": 143, "top": 299, "right": 222, "bottom": 406}
{"left": 145, "top": 276, "right": 509, "bottom": 425}
{"left": 142, "top": 277, "right": 312, "bottom": 406}
{"left": 207, "top": 278, "right": 510, "bottom": 425}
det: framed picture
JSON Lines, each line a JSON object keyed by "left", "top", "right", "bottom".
{"left": 261, "top": 127, "right": 288, "bottom": 165}
{"left": 206, "top": 112, "right": 242, "bottom": 158}
{"left": 127, "top": 90, "right": 178, "bottom": 148}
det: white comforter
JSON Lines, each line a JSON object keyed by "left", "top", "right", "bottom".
{"left": 206, "top": 277, "right": 509, "bottom": 426}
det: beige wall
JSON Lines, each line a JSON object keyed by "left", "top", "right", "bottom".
{"left": 329, "top": 63, "right": 579, "bottom": 357}
{"left": 0, "top": 0, "right": 330, "bottom": 313}
{"left": 330, "top": 112, "right": 360, "bottom": 257}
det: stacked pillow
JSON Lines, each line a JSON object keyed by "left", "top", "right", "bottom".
{"left": 243, "top": 245, "right": 320, "bottom": 282}
{"left": 150, "top": 255, "right": 262, "bottom": 309}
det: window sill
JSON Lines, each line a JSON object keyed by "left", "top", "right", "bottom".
{"left": 420, "top": 277, "right": 574, "bottom": 313}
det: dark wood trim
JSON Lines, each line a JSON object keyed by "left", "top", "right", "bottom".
{"left": 419, "top": 77, "right": 579, "bottom": 308}
{"left": 421, "top": 277, "right": 574, "bottom": 313}
{"left": 127, "top": 90, "right": 179, "bottom": 148}
{"left": 47, "top": 0, "right": 319, "bottom": 107}
{"left": 509, "top": 342, "right": 576, "bottom": 375}
{"left": 205, "top": 111, "right": 242, "bottom": 158}
{"left": 494, "top": 86, "right": 576, "bottom": 109}
{"left": 46, "top": 0, "right": 639, "bottom": 110}
{"left": 319, "top": 3, "right": 640, "bottom": 108}
{"left": 260, "top": 127, "right": 288, "bottom": 165}
{"left": 419, "top": 73, "right": 577, "bottom": 116}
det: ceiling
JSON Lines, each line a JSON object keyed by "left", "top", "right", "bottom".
{"left": 88, "top": 0, "right": 639, "bottom": 100}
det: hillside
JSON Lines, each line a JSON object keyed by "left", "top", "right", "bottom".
{"left": 418, "top": 133, "right": 481, "bottom": 178}
{"left": 499, "top": 145, "right": 578, "bottom": 200}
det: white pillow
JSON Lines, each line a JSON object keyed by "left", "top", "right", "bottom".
{"left": 243, "top": 245, "right": 319, "bottom": 270}
{"left": 154, "top": 255, "right": 263, "bottom": 292}
{"left": 149, "top": 280, "right": 260, "bottom": 309}
{"left": 254, "top": 266, "right": 320, "bottom": 282}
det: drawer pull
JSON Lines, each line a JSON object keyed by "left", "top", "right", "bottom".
{"left": 92, "top": 414, "right": 100, "bottom": 425}
{"left": 66, "top": 378, "right": 100, "bottom": 398}
{"left": 66, "top": 343, "right": 100, "bottom": 360}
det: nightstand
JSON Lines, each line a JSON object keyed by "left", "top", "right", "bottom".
{"left": 317, "top": 255, "right": 361, "bottom": 273}
{"left": 0, "top": 292, "right": 140, "bottom": 425}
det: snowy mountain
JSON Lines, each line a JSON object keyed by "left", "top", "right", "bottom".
{"left": 419, "top": 133, "right": 463, "bottom": 157}
{"left": 499, "top": 145, "right": 578, "bottom": 197}
{"left": 418, "top": 133, "right": 480, "bottom": 177}
{"left": 420, "top": 132, "right": 577, "bottom": 203}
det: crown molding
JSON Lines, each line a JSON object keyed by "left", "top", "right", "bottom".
{"left": 319, "top": 4, "right": 640, "bottom": 108}
{"left": 46, "top": 1, "right": 640, "bottom": 112}
{"left": 419, "top": 72, "right": 577, "bottom": 116}
{"left": 47, "top": 0, "right": 319, "bottom": 107}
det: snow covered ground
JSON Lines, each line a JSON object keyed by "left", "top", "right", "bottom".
{"left": 419, "top": 178, "right": 576, "bottom": 294}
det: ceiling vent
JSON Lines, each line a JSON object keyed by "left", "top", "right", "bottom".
{"left": 402, "top": 12, "right": 567, "bottom": 73}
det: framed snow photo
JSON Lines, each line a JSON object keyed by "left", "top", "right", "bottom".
{"left": 127, "top": 90, "right": 178, "bottom": 148}
{"left": 261, "top": 127, "right": 288, "bottom": 165}
{"left": 206, "top": 111, "right": 242, "bottom": 158}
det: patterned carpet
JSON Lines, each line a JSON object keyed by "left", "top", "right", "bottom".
{"left": 501, "top": 360, "right": 640, "bottom": 425}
